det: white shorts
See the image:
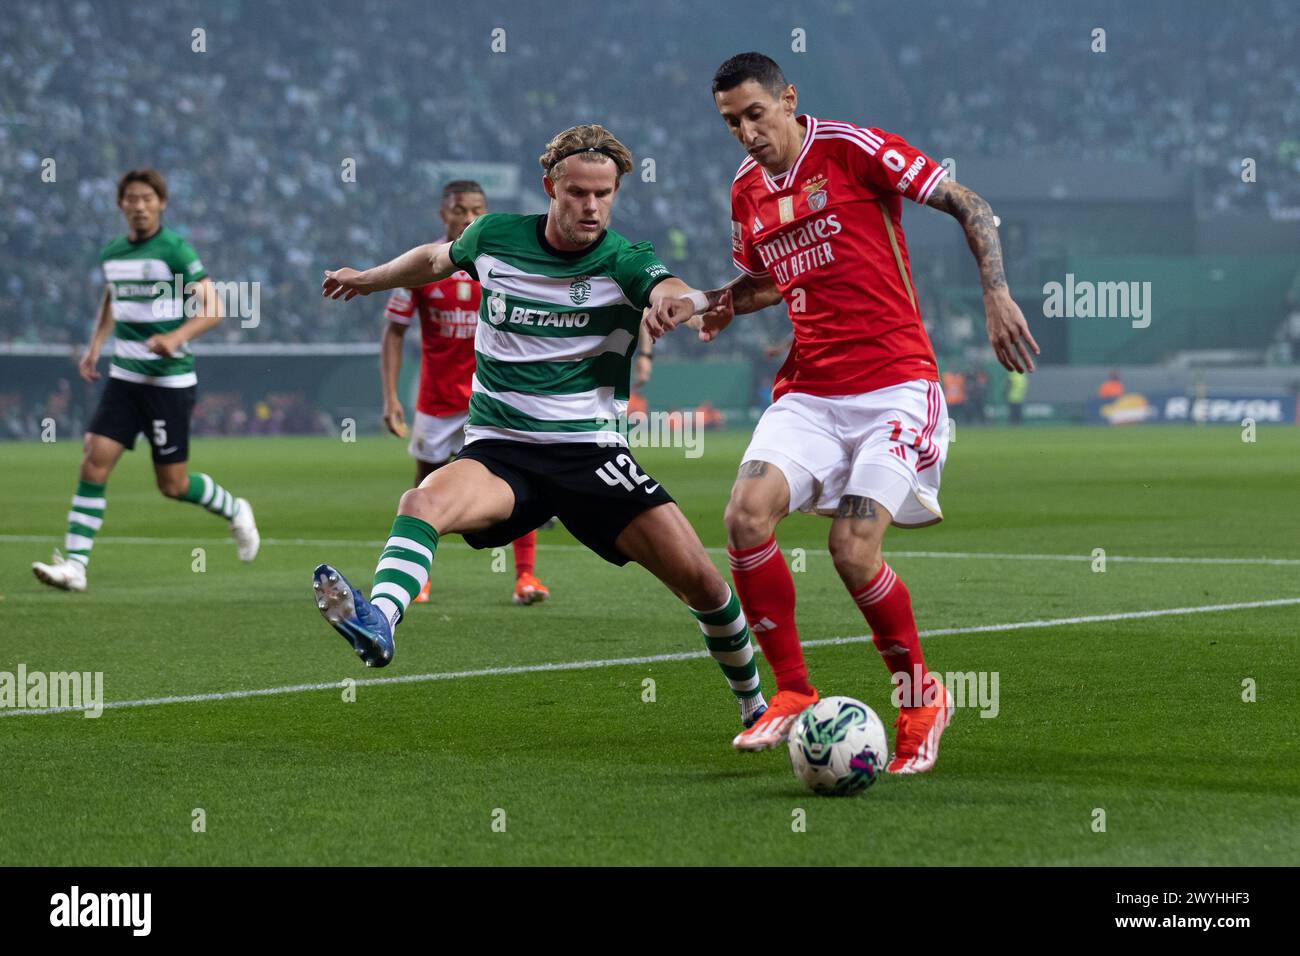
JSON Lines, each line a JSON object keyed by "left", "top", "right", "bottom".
{"left": 742, "top": 380, "right": 949, "bottom": 527}
{"left": 409, "top": 410, "right": 468, "bottom": 464}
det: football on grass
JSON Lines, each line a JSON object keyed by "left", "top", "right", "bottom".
{"left": 787, "top": 696, "right": 889, "bottom": 796}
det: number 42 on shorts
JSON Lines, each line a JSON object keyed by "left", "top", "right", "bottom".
{"left": 595, "top": 454, "right": 660, "bottom": 494}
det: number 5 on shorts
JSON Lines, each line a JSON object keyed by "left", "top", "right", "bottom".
{"left": 152, "top": 419, "right": 167, "bottom": 446}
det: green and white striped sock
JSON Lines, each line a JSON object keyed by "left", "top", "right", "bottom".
{"left": 691, "top": 585, "right": 766, "bottom": 721}
{"left": 182, "top": 473, "right": 238, "bottom": 520}
{"left": 65, "top": 480, "right": 106, "bottom": 567}
{"left": 369, "top": 515, "right": 439, "bottom": 630}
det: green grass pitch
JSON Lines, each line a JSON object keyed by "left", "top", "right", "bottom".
{"left": 2, "top": 425, "right": 1298, "bottom": 865}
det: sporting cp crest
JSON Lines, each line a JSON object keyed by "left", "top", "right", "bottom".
{"left": 803, "top": 174, "right": 829, "bottom": 212}
{"left": 569, "top": 277, "right": 592, "bottom": 305}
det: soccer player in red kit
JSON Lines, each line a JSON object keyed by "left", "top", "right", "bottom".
{"left": 645, "top": 53, "right": 1038, "bottom": 771}
{"left": 380, "top": 181, "right": 548, "bottom": 606}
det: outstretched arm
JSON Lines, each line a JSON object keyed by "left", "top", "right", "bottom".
{"left": 926, "top": 178, "right": 1040, "bottom": 372}
{"left": 641, "top": 276, "right": 730, "bottom": 340}
{"left": 640, "top": 271, "right": 782, "bottom": 343}
{"left": 323, "top": 242, "right": 456, "bottom": 300}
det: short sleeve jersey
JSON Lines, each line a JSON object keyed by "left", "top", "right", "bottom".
{"left": 100, "top": 227, "right": 208, "bottom": 387}
{"left": 731, "top": 115, "right": 945, "bottom": 400}
{"left": 449, "top": 213, "right": 673, "bottom": 446}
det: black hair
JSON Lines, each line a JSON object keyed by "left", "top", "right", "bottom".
{"left": 712, "top": 52, "right": 788, "bottom": 98}
{"left": 441, "top": 180, "right": 485, "bottom": 202}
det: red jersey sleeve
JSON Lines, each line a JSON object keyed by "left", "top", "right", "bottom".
{"left": 384, "top": 287, "right": 417, "bottom": 326}
{"left": 847, "top": 126, "right": 948, "bottom": 205}
{"left": 729, "top": 170, "right": 769, "bottom": 277}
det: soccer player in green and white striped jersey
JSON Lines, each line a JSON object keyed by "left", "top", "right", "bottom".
{"left": 314, "top": 125, "right": 768, "bottom": 740}
{"left": 32, "top": 169, "right": 260, "bottom": 593}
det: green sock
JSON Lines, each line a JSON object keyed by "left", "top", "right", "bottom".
{"left": 370, "top": 515, "right": 439, "bottom": 629}
{"left": 182, "top": 473, "right": 238, "bottom": 520}
{"left": 691, "top": 585, "right": 766, "bottom": 720}
{"left": 65, "top": 480, "right": 107, "bottom": 567}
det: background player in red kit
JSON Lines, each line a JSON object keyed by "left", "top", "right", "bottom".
{"left": 647, "top": 53, "right": 1038, "bottom": 772}
{"left": 380, "top": 181, "right": 548, "bottom": 607}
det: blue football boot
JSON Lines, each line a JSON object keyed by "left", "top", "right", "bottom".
{"left": 742, "top": 702, "right": 768, "bottom": 730}
{"left": 312, "top": 564, "right": 394, "bottom": 667}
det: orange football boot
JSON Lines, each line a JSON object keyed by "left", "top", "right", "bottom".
{"left": 512, "top": 572, "right": 550, "bottom": 606}
{"left": 731, "top": 688, "right": 819, "bottom": 751}
{"left": 888, "top": 680, "right": 955, "bottom": 774}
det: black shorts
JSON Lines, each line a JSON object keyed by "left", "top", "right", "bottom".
{"left": 456, "top": 439, "right": 676, "bottom": 566}
{"left": 87, "top": 377, "right": 195, "bottom": 465}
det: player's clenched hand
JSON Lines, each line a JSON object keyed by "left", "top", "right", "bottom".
{"left": 698, "top": 289, "right": 734, "bottom": 343}
{"left": 383, "top": 401, "right": 408, "bottom": 439}
{"left": 641, "top": 296, "right": 695, "bottom": 340}
{"left": 984, "top": 290, "right": 1040, "bottom": 373}
{"left": 145, "top": 332, "right": 184, "bottom": 358}
{"left": 323, "top": 267, "right": 370, "bottom": 301}
{"left": 78, "top": 348, "right": 101, "bottom": 383}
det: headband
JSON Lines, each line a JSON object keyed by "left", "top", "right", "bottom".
{"left": 550, "top": 145, "right": 622, "bottom": 170}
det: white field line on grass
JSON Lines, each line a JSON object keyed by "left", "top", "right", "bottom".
{"left": 4, "top": 534, "right": 1299, "bottom": 567}
{"left": 3, "top": 596, "right": 1297, "bottom": 719}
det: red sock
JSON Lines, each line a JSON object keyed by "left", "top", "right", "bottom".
{"left": 513, "top": 531, "right": 536, "bottom": 577}
{"left": 851, "top": 563, "right": 934, "bottom": 707}
{"left": 728, "top": 537, "right": 813, "bottom": 696}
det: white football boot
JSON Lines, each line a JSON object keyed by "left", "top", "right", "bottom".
{"left": 230, "top": 498, "right": 261, "bottom": 562}
{"left": 32, "top": 550, "right": 87, "bottom": 592}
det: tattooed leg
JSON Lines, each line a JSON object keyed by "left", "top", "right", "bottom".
{"left": 828, "top": 495, "right": 892, "bottom": 590}
{"left": 724, "top": 459, "right": 790, "bottom": 550}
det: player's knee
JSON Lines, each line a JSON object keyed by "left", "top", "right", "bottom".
{"left": 81, "top": 459, "right": 110, "bottom": 485}
{"left": 398, "top": 485, "right": 442, "bottom": 525}
{"left": 157, "top": 475, "right": 188, "bottom": 499}
{"left": 827, "top": 527, "right": 882, "bottom": 581}
{"left": 724, "top": 497, "right": 776, "bottom": 548}
{"left": 80, "top": 448, "right": 112, "bottom": 484}
{"left": 684, "top": 564, "right": 729, "bottom": 611}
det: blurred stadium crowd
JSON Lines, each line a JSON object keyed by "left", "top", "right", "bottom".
{"left": 1, "top": 0, "right": 1296, "bottom": 365}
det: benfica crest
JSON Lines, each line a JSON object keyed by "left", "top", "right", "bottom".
{"left": 803, "top": 174, "right": 829, "bottom": 212}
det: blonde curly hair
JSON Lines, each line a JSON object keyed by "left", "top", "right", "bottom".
{"left": 539, "top": 124, "right": 633, "bottom": 181}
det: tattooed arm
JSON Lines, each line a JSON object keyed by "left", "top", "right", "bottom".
{"left": 713, "top": 272, "right": 783, "bottom": 315}
{"left": 926, "top": 178, "right": 1040, "bottom": 373}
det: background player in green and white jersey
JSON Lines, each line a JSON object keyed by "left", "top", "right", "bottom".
{"left": 32, "top": 168, "right": 260, "bottom": 592}
{"left": 315, "top": 124, "right": 768, "bottom": 739}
